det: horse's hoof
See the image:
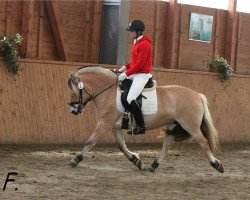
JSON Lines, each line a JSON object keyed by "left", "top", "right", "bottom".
{"left": 216, "top": 163, "right": 224, "bottom": 173}
{"left": 68, "top": 159, "right": 78, "bottom": 168}
{"left": 210, "top": 160, "right": 224, "bottom": 173}
{"left": 68, "top": 154, "right": 83, "bottom": 168}
{"left": 130, "top": 154, "right": 142, "bottom": 170}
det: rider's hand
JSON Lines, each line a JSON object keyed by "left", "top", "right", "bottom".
{"left": 118, "top": 72, "right": 127, "bottom": 81}
{"left": 118, "top": 66, "right": 126, "bottom": 73}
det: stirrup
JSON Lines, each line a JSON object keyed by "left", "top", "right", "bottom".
{"left": 127, "top": 126, "right": 145, "bottom": 135}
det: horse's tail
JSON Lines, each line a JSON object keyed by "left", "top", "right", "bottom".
{"left": 199, "top": 93, "right": 219, "bottom": 153}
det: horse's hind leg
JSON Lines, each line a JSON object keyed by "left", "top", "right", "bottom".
{"left": 180, "top": 121, "right": 224, "bottom": 173}
{"left": 113, "top": 126, "right": 144, "bottom": 170}
{"left": 192, "top": 131, "right": 224, "bottom": 173}
{"left": 146, "top": 134, "right": 175, "bottom": 172}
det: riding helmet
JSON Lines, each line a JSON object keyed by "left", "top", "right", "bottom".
{"left": 126, "top": 20, "right": 145, "bottom": 32}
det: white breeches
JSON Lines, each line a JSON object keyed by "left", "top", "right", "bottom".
{"left": 127, "top": 73, "right": 151, "bottom": 104}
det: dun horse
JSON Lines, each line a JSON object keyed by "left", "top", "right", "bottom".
{"left": 67, "top": 66, "right": 224, "bottom": 173}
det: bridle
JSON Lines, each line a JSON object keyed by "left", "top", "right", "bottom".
{"left": 68, "top": 78, "right": 118, "bottom": 115}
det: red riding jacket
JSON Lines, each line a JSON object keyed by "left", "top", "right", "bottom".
{"left": 125, "top": 35, "right": 152, "bottom": 77}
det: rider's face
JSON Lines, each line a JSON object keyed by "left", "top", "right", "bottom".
{"left": 129, "top": 31, "right": 137, "bottom": 40}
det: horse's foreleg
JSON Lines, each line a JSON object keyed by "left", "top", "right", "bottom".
{"left": 68, "top": 122, "right": 105, "bottom": 168}
{"left": 146, "top": 134, "right": 175, "bottom": 172}
{"left": 113, "top": 127, "right": 144, "bottom": 170}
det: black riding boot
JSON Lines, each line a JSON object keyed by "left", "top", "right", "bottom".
{"left": 127, "top": 100, "right": 145, "bottom": 135}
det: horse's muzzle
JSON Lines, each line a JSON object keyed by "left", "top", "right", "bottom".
{"left": 68, "top": 102, "right": 84, "bottom": 115}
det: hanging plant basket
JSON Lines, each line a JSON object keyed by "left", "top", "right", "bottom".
{"left": 209, "top": 57, "right": 233, "bottom": 82}
{"left": 0, "top": 33, "right": 23, "bottom": 75}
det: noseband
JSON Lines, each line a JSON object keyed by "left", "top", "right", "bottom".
{"left": 68, "top": 82, "right": 86, "bottom": 115}
{"left": 69, "top": 78, "right": 118, "bottom": 115}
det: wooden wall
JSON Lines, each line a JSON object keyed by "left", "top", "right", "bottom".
{"left": 176, "top": 5, "right": 227, "bottom": 71}
{"left": 0, "top": 59, "right": 249, "bottom": 144}
{"left": 235, "top": 13, "right": 250, "bottom": 74}
{"left": 129, "top": 0, "right": 250, "bottom": 75}
{"left": 128, "top": 0, "right": 168, "bottom": 68}
{"left": 0, "top": 0, "right": 249, "bottom": 144}
{"left": 0, "top": 0, "right": 102, "bottom": 62}
{"left": 0, "top": 0, "right": 249, "bottom": 74}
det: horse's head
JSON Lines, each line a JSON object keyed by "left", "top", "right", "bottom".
{"left": 67, "top": 71, "right": 91, "bottom": 115}
{"left": 67, "top": 66, "right": 118, "bottom": 115}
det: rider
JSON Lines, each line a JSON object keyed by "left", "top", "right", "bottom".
{"left": 118, "top": 19, "right": 152, "bottom": 135}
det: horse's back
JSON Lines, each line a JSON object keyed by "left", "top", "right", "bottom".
{"left": 155, "top": 84, "right": 204, "bottom": 117}
{"left": 158, "top": 85, "right": 199, "bottom": 94}
{"left": 157, "top": 85, "right": 202, "bottom": 102}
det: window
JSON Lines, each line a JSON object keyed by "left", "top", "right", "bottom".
{"left": 161, "top": 0, "right": 250, "bottom": 13}
{"left": 237, "top": 0, "right": 250, "bottom": 13}
{"left": 177, "top": 0, "right": 229, "bottom": 10}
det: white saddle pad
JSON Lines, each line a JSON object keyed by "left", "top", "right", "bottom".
{"left": 116, "top": 80, "right": 158, "bottom": 115}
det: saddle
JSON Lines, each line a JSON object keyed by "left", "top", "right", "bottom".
{"left": 119, "top": 77, "right": 154, "bottom": 111}
{"left": 117, "top": 77, "right": 157, "bottom": 129}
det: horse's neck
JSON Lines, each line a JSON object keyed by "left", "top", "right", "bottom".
{"left": 85, "top": 73, "right": 115, "bottom": 86}
{"left": 81, "top": 71, "right": 117, "bottom": 116}
{"left": 80, "top": 70, "right": 117, "bottom": 96}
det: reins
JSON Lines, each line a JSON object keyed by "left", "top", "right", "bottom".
{"left": 82, "top": 80, "right": 118, "bottom": 104}
{"left": 78, "top": 69, "right": 119, "bottom": 105}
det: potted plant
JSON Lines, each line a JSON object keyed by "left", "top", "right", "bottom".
{"left": 0, "top": 33, "right": 23, "bottom": 75}
{"left": 209, "top": 56, "right": 233, "bottom": 81}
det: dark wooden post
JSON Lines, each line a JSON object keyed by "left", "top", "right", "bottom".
{"left": 21, "top": 0, "right": 34, "bottom": 58}
{"left": 37, "top": 1, "right": 44, "bottom": 59}
{"left": 91, "top": 0, "right": 102, "bottom": 63}
{"left": 165, "top": 0, "right": 178, "bottom": 69}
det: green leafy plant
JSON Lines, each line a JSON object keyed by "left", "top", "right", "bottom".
{"left": 210, "top": 57, "right": 233, "bottom": 81}
{"left": 0, "top": 33, "right": 23, "bottom": 75}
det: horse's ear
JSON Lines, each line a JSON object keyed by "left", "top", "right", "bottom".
{"left": 69, "top": 71, "right": 80, "bottom": 84}
{"left": 69, "top": 71, "right": 77, "bottom": 78}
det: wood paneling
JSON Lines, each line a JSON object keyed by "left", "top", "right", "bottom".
{"left": 0, "top": 0, "right": 101, "bottom": 63}
{"left": 129, "top": 1, "right": 250, "bottom": 74}
{"left": 1, "top": 0, "right": 250, "bottom": 74}
{"left": 235, "top": 13, "right": 250, "bottom": 74}
{"left": 0, "top": 59, "right": 249, "bottom": 144}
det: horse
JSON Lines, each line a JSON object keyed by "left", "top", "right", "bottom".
{"left": 67, "top": 66, "right": 224, "bottom": 173}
